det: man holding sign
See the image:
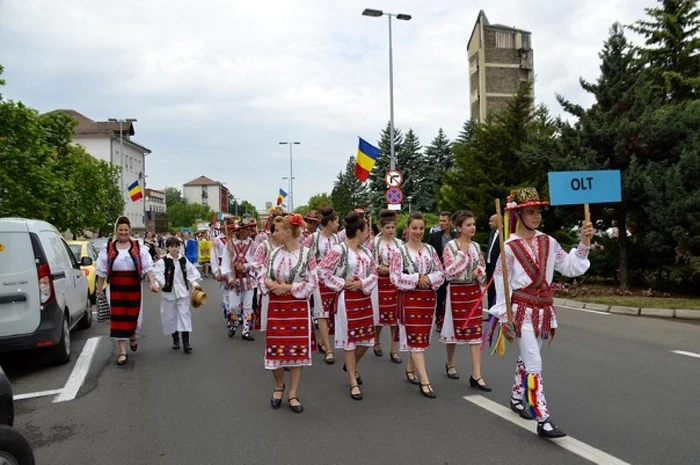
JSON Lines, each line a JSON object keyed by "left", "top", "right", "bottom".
{"left": 490, "top": 187, "right": 593, "bottom": 439}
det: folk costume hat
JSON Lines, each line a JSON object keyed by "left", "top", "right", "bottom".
{"left": 235, "top": 214, "right": 257, "bottom": 232}
{"left": 190, "top": 287, "right": 207, "bottom": 309}
{"left": 505, "top": 187, "right": 549, "bottom": 211}
{"left": 303, "top": 210, "right": 321, "bottom": 223}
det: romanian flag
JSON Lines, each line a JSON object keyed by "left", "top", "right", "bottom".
{"left": 355, "top": 137, "right": 380, "bottom": 182}
{"left": 276, "top": 188, "right": 288, "bottom": 206}
{"left": 128, "top": 180, "right": 143, "bottom": 202}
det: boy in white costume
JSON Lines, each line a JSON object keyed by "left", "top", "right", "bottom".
{"left": 154, "top": 237, "right": 203, "bottom": 353}
{"left": 490, "top": 187, "right": 593, "bottom": 438}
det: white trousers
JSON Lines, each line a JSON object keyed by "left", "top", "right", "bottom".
{"left": 160, "top": 297, "right": 192, "bottom": 335}
{"left": 511, "top": 324, "right": 549, "bottom": 420}
{"left": 227, "top": 288, "right": 255, "bottom": 332}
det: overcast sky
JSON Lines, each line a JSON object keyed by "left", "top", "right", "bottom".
{"left": 0, "top": 0, "right": 654, "bottom": 210}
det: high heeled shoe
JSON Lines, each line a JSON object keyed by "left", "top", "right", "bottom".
{"left": 469, "top": 376, "right": 492, "bottom": 392}
{"left": 405, "top": 371, "right": 420, "bottom": 385}
{"left": 350, "top": 385, "right": 363, "bottom": 400}
{"left": 419, "top": 383, "right": 436, "bottom": 399}
{"left": 288, "top": 397, "right": 304, "bottom": 414}
{"left": 270, "top": 384, "right": 285, "bottom": 409}
{"left": 445, "top": 364, "right": 460, "bottom": 380}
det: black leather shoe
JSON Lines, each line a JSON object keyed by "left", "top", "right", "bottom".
{"left": 469, "top": 376, "right": 492, "bottom": 392}
{"left": 182, "top": 332, "right": 192, "bottom": 353}
{"left": 242, "top": 332, "right": 255, "bottom": 341}
{"left": 510, "top": 399, "right": 535, "bottom": 420}
{"left": 419, "top": 383, "right": 436, "bottom": 399}
{"left": 405, "top": 371, "right": 420, "bottom": 385}
{"left": 271, "top": 385, "right": 285, "bottom": 409}
{"left": 288, "top": 397, "right": 304, "bottom": 414}
{"left": 342, "top": 364, "right": 363, "bottom": 385}
{"left": 172, "top": 332, "right": 180, "bottom": 350}
{"left": 446, "top": 364, "right": 460, "bottom": 380}
{"left": 350, "top": 385, "right": 363, "bottom": 400}
{"left": 537, "top": 419, "right": 567, "bottom": 438}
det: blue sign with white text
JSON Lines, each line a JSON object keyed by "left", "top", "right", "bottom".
{"left": 548, "top": 170, "right": 622, "bottom": 206}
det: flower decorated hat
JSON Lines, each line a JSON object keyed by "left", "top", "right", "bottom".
{"left": 235, "top": 214, "right": 257, "bottom": 231}
{"left": 505, "top": 187, "right": 550, "bottom": 211}
{"left": 303, "top": 210, "right": 321, "bottom": 223}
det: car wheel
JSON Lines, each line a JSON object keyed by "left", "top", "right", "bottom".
{"left": 49, "top": 315, "right": 70, "bottom": 365}
{"left": 0, "top": 425, "right": 35, "bottom": 465}
{"left": 77, "top": 294, "right": 92, "bottom": 330}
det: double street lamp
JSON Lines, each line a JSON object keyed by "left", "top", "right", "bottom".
{"left": 279, "top": 141, "right": 300, "bottom": 211}
{"left": 362, "top": 8, "right": 411, "bottom": 171}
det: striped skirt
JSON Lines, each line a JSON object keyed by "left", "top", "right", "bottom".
{"left": 109, "top": 271, "right": 142, "bottom": 339}
{"left": 376, "top": 275, "right": 398, "bottom": 326}
{"left": 265, "top": 293, "right": 314, "bottom": 369}
{"left": 440, "top": 282, "right": 483, "bottom": 344}
{"left": 398, "top": 289, "right": 436, "bottom": 351}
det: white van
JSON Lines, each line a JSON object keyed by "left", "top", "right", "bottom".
{"left": 0, "top": 218, "right": 91, "bottom": 365}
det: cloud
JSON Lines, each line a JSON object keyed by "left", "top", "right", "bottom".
{"left": 0, "top": 0, "right": 656, "bottom": 210}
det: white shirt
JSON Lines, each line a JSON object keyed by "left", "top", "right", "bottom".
{"left": 154, "top": 254, "right": 202, "bottom": 301}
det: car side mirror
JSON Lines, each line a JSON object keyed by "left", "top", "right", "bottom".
{"left": 81, "top": 257, "right": 93, "bottom": 267}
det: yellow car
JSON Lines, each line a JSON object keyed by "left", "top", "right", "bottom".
{"left": 67, "top": 240, "right": 103, "bottom": 303}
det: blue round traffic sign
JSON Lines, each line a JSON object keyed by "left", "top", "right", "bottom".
{"left": 386, "top": 187, "right": 404, "bottom": 205}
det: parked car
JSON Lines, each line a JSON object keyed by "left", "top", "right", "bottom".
{"left": 0, "top": 218, "right": 91, "bottom": 365}
{"left": 0, "top": 365, "right": 36, "bottom": 464}
{"left": 67, "top": 240, "right": 104, "bottom": 304}
{"left": 88, "top": 237, "right": 108, "bottom": 253}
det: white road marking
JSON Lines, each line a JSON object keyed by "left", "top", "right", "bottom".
{"left": 53, "top": 336, "right": 101, "bottom": 403}
{"left": 671, "top": 350, "right": 700, "bottom": 359}
{"left": 557, "top": 305, "right": 610, "bottom": 315}
{"left": 463, "top": 395, "right": 631, "bottom": 465}
{"left": 13, "top": 389, "right": 63, "bottom": 401}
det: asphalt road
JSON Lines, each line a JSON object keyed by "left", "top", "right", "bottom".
{"left": 8, "top": 278, "right": 700, "bottom": 465}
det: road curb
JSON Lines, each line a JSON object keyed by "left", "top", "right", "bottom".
{"left": 556, "top": 297, "right": 700, "bottom": 320}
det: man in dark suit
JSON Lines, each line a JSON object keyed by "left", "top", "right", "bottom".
{"left": 428, "top": 212, "right": 458, "bottom": 331}
{"left": 485, "top": 214, "right": 500, "bottom": 309}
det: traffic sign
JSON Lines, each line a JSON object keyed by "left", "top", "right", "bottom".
{"left": 385, "top": 170, "right": 403, "bottom": 187}
{"left": 386, "top": 187, "right": 404, "bottom": 205}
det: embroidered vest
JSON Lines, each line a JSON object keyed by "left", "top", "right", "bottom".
{"left": 372, "top": 235, "right": 401, "bottom": 264}
{"left": 162, "top": 256, "right": 188, "bottom": 292}
{"left": 267, "top": 246, "right": 311, "bottom": 283}
{"left": 228, "top": 238, "right": 253, "bottom": 279}
{"left": 397, "top": 243, "right": 439, "bottom": 275}
{"left": 107, "top": 240, "right": 142, "bottom": 276}
{"left": 310, "top": 231, "right": 338, "bottom": 261}
{"left": 444, "top": 240, "right": 480, "bottom": 283}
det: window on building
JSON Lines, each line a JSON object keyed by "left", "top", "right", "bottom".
{"left": 496, "top": 30, "right": 515, "bottom": 49}
{"left": 202, "top": 186, "right": 208, "bottom": 199}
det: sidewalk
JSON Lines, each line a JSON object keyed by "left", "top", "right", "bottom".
{"left": 554, "top": 297, "right": 700, "bottom": 320}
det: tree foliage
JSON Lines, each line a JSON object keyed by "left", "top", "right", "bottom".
{"left": 0, "top": 71, "right": 123, "bottom": 234}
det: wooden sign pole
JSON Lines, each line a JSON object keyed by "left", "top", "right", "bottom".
{"left": 495, "top": 198, "right": 513, "bottom": 324}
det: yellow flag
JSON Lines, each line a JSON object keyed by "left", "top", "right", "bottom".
{"left": 198, "top": 240, "right": 212, "bottom": 263}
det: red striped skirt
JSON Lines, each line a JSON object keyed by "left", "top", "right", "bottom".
{"left": 343, "top": 290, "right": 375, "bottom": 344}
{"left": 377, "top": 275, "right": 398, "bottom": 326}
{"left": 399, "top": 289, "right": 436, "bottom": 349}
{"left": 109, "top": 271, "right": 141, "bottom": 339}
{"left": 265, "top": 294, "right": 314, "bottom": 369}
{"left": 448, "top": 283, "right": 483, "bottom": 342}
{"left": 318, "top": 283, "right": 338, "bottom": 335}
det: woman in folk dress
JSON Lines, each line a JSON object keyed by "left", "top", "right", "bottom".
{"left": 303, "top": 207, "right": 340, "bottom": 364}
{"left": 389, "top": 212, "right": 445, "bottom": 399}
{"left": 252, "top": 215, "right": 284, "bottom": 332}
{"left": 440, "top": 210, "right": 491, "bottom": 391}
{"left": 369, "top": 209, "right": 403, "bottom": 363}
{"left": 260, "top": 214, "right": 319, "bottom": 414}
{"left": 96, "top": 216, "right": 158, "bottom": 365}
{"left": 318, "top": 212, "right": 378, "bottom": 400}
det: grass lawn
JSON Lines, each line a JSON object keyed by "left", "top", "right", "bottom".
{"left": 572, "top": 295, "right": 700, "bottom": 309}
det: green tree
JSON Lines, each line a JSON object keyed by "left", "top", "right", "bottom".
{"left": 629, "top": 0, "right": 700, "bottom": 101}
{"left": 0, "top": 78, "right": 123, "bottom": 234}
{"left": 396, "top": 129, "right": 424, "bottom": 211}
{"left": 455, "top": 119, "right": 476, "bottom": 145}
{"left": 168, "top": 202, "right": 214, "bottom": 228}
{"left": 331, "top": 170, "right": 353, "bottom": 217}
{"left": 421, "top": 128, "right": 453, "bottom": 212}
{"left": 331, "top": 156, "right": 370, "bottom": 216}
{"left": 165, "top": 186, "right": 184, "bottom": 206}
{"left": 307, "top": 192, "right": 332, "bottom": 212}
{"left": 368, "top": 123, "right": 403, "bottom": 212}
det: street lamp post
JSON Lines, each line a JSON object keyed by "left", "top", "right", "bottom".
{"left": 362, "top": 8, "right": 411, "bottom": 171}
{"left": 279, "top": 141, "right": 300, "bottom": 211}
{"left": 108, "top": 118, "right": 138, "bottom": 202}
{"left": 282, "top": 176, "right": 296, "bottom": 209}
{"left": 407, "top": 195, "right": 413, "bottom": 212}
